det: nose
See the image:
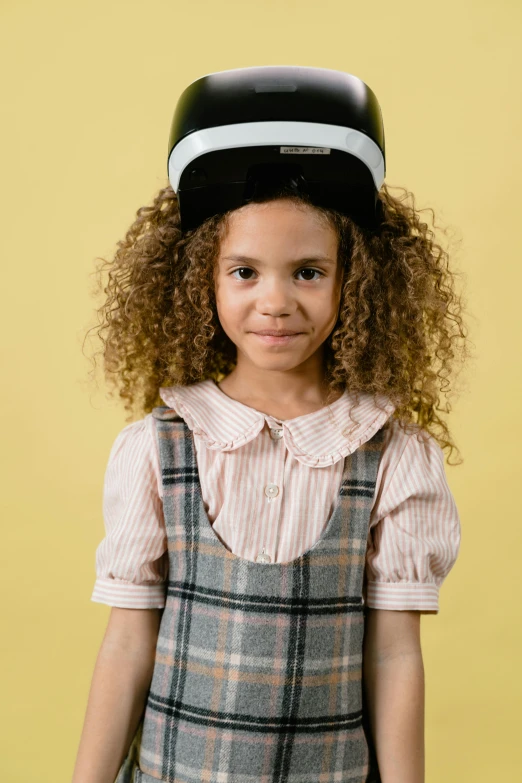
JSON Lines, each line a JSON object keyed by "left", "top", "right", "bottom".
{"left": 255, "top": 278, "right": 296, "bottom": 317}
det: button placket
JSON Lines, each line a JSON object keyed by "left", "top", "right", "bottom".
{"left": 255, "top": 547, "right": 271, "bottom": 563}
{"left": 266, "top": 417, "right": 284, "bottom": 444}
{"left": 264, "top": 483, "right": 279, "bottom": 500}
{"left": 252, "top": 422, "right": 286, "bottom": 563}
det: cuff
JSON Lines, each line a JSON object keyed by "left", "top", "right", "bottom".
{"left": 91, "top": 577, "right": 166, "bottom": 609}
{"left": 365, "top": 581, "right": 439, "bottom": 612}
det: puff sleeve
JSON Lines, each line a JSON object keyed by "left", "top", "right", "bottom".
{"left": 90, "top": 414, "right": 168, "bottom": 609}
{"left": 365, "top": 424, "right": 461, "bottom": 613}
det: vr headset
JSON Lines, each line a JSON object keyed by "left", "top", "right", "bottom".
{"left": 167, "top": 65, "right": 386, "bottom": 233}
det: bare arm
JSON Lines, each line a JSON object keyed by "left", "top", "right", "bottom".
{"left": 71, "top": 607, "right": 162, "bottom": 783}
{"left": 362, "top": 609, "right": 425, "bottom": 783}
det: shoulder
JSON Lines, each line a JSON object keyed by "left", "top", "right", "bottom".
{"left": 375, "top": 417, "right": 449, "bottom": 511}
{"left": 109, "top": 413, "right": 157, "bottom": 450}
{"left": 103, "top": 414, "right": 162, "bottom": 496}
{"left": 381, "top": 416, "right": 444, "bottom": 466}
{"left": 105, "top": 414, "right": 159, "bottom": 473}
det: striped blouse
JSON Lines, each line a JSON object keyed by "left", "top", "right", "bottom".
{"left": 91, "top": 379, "right": 461, "bottom": 613}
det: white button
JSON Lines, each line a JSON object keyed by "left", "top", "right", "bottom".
{"left": 270, "top": 428, "right": 283, "bottom": 440}
{"left": 264, "top": 483, "right": 279, "bottom": 498}
{"left": 256, "top": 549, "right": 272, "bottom": 563}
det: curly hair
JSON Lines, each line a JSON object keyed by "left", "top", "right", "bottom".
{"left": 84, "top": 180, "right": 473, "bottom": 465}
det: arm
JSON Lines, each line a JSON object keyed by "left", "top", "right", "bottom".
{"left": 362, "top": 608, "right": 425, "bottom": 783}
{"left": 71, "top": 607, "right": 162, "bottom": 783}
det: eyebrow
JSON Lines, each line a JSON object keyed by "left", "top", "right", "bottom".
{"left": 221, "top": 254, "right": 336, "bottom": 266}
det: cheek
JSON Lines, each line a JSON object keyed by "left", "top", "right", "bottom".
{"left": 216, "top": 286, "right": 245, "bottom": 329}
{"left": 311, "top": 287, "right": 340, "bottom": 322}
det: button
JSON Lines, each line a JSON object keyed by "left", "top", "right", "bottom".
{"left": 264, "top": 483, "right": 279, "bottom": 498}
{"left": 269, "top": 428, "right": 283, "bottom": 440}
{"left": 256, "top": 549, "right": 272, "bottom": 563}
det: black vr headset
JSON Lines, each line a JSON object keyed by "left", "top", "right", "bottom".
{"left": 167, "top": 65, "right": 386, "bottom": 234}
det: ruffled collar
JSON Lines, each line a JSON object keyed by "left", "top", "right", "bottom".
{"left": 159, "top": 379, "right": 395, "bottom": 468}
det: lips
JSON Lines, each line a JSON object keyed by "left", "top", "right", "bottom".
{"left": 251, "top": 331, "right": 302, "bottom": 345}
{"left": 252, "top": 330, "right": 301, "bottom": 336}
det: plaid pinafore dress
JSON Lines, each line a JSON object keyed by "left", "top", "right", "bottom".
{"left": 115, "top": 406, "right": 385, "bottom": 783}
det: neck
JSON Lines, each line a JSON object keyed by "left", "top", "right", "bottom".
{"left": 217, "top": 350, "right": 342, "bottom": 418}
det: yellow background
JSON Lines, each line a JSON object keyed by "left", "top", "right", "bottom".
{"left": 1, "top": 1, "right": 521, "bottom": 780}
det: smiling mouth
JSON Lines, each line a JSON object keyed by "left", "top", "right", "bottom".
{"left": 252, "top": 331, "right": 302, "bottom": 336}
{"left": 251, "top": 332, "right": 302, "bottom": 344}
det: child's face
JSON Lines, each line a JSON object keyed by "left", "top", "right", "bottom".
{"left": 214, "top": 199, "right": 342, "bottom": 376}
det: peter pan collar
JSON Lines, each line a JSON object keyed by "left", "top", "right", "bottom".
{"left": 159, "top": 379, "right": 395, "bottom": 468}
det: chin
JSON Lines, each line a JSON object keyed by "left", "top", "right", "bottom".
{"left": 248, "top": 355, "right": 305, "bottom": 372}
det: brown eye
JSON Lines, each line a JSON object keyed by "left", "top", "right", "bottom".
{"left": 231, "top": 267, "right": 255, "bottom": 280}
{"left": 296, "top": 268, "right": 322, "bottom": 281}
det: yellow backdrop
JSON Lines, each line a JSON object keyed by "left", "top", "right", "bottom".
{"left": 1, "top": 0, "right": 521, "bottom": 780}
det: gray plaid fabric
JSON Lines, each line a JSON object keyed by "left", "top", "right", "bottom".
{"left": 115, "top": 406, "right": 385, "bottom": 783}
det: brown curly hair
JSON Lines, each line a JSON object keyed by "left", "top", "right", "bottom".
{"left": 84, "top": 181, "right": 474, "bottom": 465}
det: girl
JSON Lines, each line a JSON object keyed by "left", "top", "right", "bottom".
{"left": 73, "top": 161, "right": 469, "bottom": 782}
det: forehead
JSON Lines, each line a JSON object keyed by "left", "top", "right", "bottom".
{"left": 219, "top": 200, "right": 338, "bottom": 257}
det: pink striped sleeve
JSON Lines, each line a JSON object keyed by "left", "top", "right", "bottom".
{"left": 90, "top": 415, "right": 168, "bottom": 609}
{"left": 365, "top": 422, "right": 461, "bottom": 613}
